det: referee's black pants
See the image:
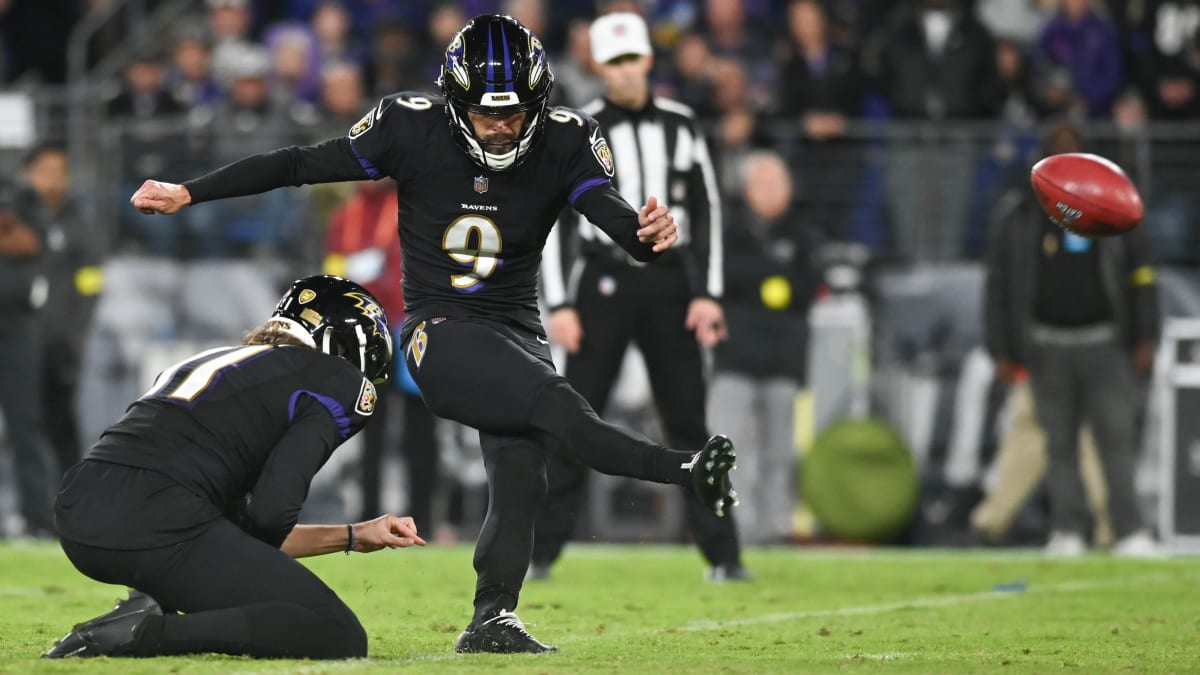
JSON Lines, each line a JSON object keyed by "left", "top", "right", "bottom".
{"left": 532, "top": 256, "right": 742, "bottom": 569}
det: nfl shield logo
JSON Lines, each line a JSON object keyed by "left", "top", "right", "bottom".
{"left": 473, "top": 175, "right": 489, "bottom": 193}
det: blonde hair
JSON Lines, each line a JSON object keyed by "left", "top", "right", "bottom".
{"left": 242, "top": 323, "right": 311, "bottom": 347}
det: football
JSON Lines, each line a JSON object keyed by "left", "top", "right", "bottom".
{"left": 1030, "top": 152, "right": 1144, "bottom": 237}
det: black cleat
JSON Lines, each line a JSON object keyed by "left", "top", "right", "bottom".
{"left": 43, "top": 590, "right": 162, "bottom": 658}
{"left": 705, "top": 564, "right": 754, "bottom": 583}
{"left": 455, "top": 610, "right": 557, "bottom": 654}
{"left": 684, "top": 434, "right": 739, "bottom": 517}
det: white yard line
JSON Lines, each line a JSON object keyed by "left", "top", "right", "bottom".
{"left": 679, "top": 571, "right": 1177, "bottom": 632}
{"left": 549, "top": 544, "right": 1200, "bottom": 563}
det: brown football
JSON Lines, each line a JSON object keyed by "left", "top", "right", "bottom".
{"left": 1030, "top": 152, "right": 1144, "bottom": 238}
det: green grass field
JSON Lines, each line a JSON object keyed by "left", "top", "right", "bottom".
{"left": 1, "top": 542, "right": 1198, "bottom": 673}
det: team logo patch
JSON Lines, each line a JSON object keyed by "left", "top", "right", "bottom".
{"left": 348, "top": 109, "right": 375, "bottom": 139}
{"left": 344, "top": 292, "right": 388, "bottom": 340}
{"left": 528, "top": 35, "right": 547, "bottom": 88}
{"left": 446, "top": 34, "right": 470, "bottom": 90}
{"left": 592, "top": 137, "right": 615, "bottom": 177}
{"left": 474, "top": 175, "right": 489, "bottom": 193}
{"left": 298, "top": 289, "right": 316, "bottom": 304}
{"left": 356, "top": 379, "right": 377, "bottom": 416}
{"left": 408, "top": 321, "right": 429, "bottom": 369}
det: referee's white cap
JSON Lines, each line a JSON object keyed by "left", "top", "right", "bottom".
{"left": 590, "top": 13, "right": 652, "bottom": 65}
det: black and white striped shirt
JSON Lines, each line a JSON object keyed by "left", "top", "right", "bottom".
{"left": 542, "top": 96, "right": 723, "bottom": 308}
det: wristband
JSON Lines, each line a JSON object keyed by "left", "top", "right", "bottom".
{"left": 345, "top": 523, "right": 355, "bottom": 555}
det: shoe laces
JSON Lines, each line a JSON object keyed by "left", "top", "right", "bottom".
{"left": 485, "top": 610, "right": 535, "bottom": 634}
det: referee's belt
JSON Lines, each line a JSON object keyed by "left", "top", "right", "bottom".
{"left": 1029, "top": 321, "right": 1117, "bottom": 346}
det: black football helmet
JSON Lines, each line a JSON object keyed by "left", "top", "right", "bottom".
{"left": 269, "top": 275, "right": 393, "bottom": 384}
{"left": 439, "top": 14, "right": 553, "bottom": 171}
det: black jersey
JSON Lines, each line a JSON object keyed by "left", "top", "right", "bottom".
{"left": 84, "top": 344, "right": 375, "bottom": 546}
{"left": 183, "top": 92, "right": 660, "bottom": 342}
{"left": 349, "top": 92, "right": 647, "bottom": 336}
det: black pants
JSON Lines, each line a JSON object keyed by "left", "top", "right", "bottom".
{"left": 358, "top": 388, "right": 438, "bottom": 529}
{"left": 0, "top": 323, "right": 56, "bottom": 533}
{"left": 42, "top": 338, "right": 84, "bottom": 477}
{"left": 61, "top": 522, "right": 366, "bottom": 659}
{"left": 532, "top": 258, "right": 741, "bottom": 568}
{"left": 403, "top": 315, "right": 692, "bottom": 618}
{"left": 1028, "top": 337, "right": 1145, "bottom": 539}
{"left": 56, "top": 462, "right": 365, "bottom": 659}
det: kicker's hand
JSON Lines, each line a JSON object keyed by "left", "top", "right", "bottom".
{"left": 637, "top": 195, "right": 678, "bottom": 252}
{"left": 131, "top": 180, "right": 192, "bottom": 215}
{"left": 353, "top": 514, "right": 427, "bottom": 552}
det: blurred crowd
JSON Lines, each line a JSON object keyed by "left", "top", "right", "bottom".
{"left": 34, "top": 0, "right": 1189, "bottom": 261}
{"left": 0, "top": 0, "right": 1197, "bottom": 552}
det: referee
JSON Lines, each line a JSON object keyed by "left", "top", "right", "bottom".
{"left": 534, "top": 12, "right": 746, "bottom": 581}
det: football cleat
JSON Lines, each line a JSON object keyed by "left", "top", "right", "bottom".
{"left": 455, "top": 610, "right": 557, "bottom": 654}
{"left": 43, "top": 590, "right": 162, "bottom": 658}
{"left": 683, "top": 434, "right": 738, "bottom": 517}
{"left": 705, "top": 564, "right": 754, "bottom": 583}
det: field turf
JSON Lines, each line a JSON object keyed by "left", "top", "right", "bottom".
{"left": 1, "top": 542, "right": 1197, "bottom": 673}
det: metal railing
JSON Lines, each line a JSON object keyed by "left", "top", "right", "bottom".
{"left": 66, "top": 115, "right": 1200, "bottom": 266}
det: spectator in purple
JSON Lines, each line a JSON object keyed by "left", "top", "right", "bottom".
{"left": 265, "top": 22, "right": 322, "bottom": 104}
{"left": 1034, "top": 0, "right": 1124, "bottom": 118}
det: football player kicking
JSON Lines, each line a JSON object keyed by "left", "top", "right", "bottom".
{"left": 131, "top": 14, "right": 738, "bottom": 654}
{"left": 45, "top": 276, "right": 425, "bottom": 659}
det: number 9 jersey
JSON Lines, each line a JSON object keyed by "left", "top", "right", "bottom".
{"left": 345, "top": 92, "right": 631, "bottom": 341}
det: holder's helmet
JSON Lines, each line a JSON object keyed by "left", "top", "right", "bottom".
{"left": 439, "top": 14, "right": 553, "bottom": 171}
{"left": 268, "top": 275, "right": 393, "bottom": 384}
